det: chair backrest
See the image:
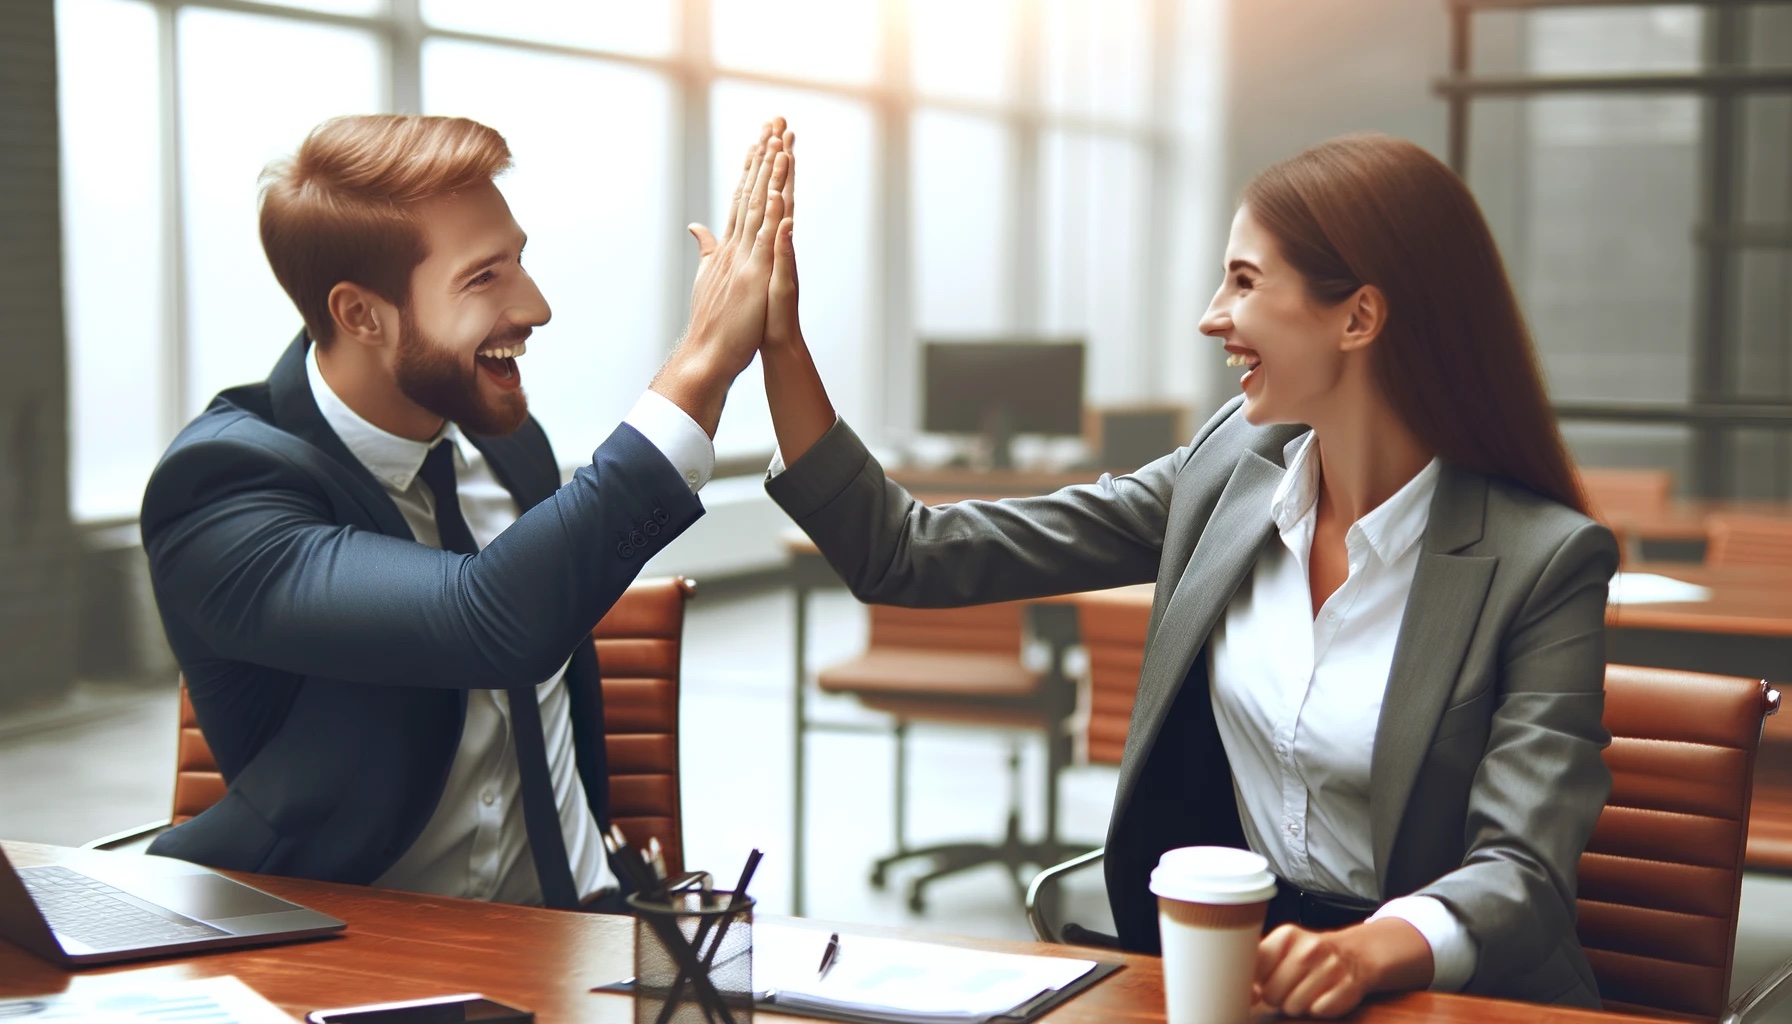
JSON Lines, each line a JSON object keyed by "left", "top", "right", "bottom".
{"left": 172, "top": 685, "right": 224, "bottom": 825}
{"left": 592, "top": 576, "right": 695, "bottom": 877}
{"left": 1581, "top": 468, "right": 1674, "bottom": 521}
{"left": 1706, "top": 513, "right": 1792, "bottom": 571}
{"left": 1074, "top": 590, "right": 1151, "bottom": 767}
{"left": 1577, "top": 664, "right": 1777, "bottom": 1022}
{"left": 866, "top": 600, "right": 1029, "bottom": 655}
{"left": 171, "top": 575, "right": 696, "bottom": 877}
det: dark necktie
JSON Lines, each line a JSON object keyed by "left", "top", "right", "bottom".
{"left": 418, "top": 441, "right": 581, "bottom": 910}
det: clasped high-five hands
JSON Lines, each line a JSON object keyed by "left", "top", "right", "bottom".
{"left": 650, "top": 117, "right": 802, "bottom": 439}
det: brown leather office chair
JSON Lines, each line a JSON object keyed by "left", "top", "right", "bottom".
{"left": 1029, "top": 606, "right": 1786, "bottom": 1022}
{"left": 1745, "top": 704, "right": 1792, "bottom": 874}
{"left": 1696, "top": 515, "right": 1792, "bottom": 874}
{"left": 1581, "top": 665, "right": 1776, "bottom": 1021}
{"left": 590, "top": 575, "right": 695, "bottom": 876}
{"left": 1076, "top": 588, "right": 1150, "bottom": 769}
{"left": 1706, "top": 514, "right": 1792, "bottom": 572}
{"left": 815, "top": 600, "right": 1080, "bottom": 913}
{"left": 90, "top": 576, "right": 697, "bottom": 877}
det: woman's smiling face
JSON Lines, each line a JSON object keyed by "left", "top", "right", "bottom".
{"left": 1199, "top": 204, "right": 1360, "bottom": 427}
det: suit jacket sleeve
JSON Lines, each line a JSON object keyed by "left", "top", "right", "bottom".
{"left": 763, "top": 403, "right": 1240, "bottom": 607}
{"left": 1413, "top": 520, "right": 1618, "bottom": 993}
{"left": 141, "top": 422, "right": 702, "bottom": 689}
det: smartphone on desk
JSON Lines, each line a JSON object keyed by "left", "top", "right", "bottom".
{"left": 305, "top": 993, "right": 532, "bottom": 1023}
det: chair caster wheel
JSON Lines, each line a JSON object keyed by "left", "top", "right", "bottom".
{"left": 907, "top": 889, "right": 926, "bottom": 914}
{"left": 870, "top": 867, "right": 888, "bottom": 889}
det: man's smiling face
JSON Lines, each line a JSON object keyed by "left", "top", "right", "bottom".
{"left": 394, "top": 180, "right": 550, "bottom": 436}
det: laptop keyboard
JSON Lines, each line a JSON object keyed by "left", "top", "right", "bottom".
{"left": 22, "top": 865, "right": 228, "bottom": 950}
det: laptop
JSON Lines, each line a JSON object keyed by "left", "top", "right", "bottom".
{"left": 0, "top": 845, "right": 345, "bottom": 966}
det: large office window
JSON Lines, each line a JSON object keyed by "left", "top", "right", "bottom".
{"left": 58, "top": 0, "right": 1201, "bottom": 520}
{"left": 423, "top": 42, "right": 678, "bottom": 452}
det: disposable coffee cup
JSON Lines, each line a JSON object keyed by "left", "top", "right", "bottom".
{"left": 1150, "top": 846, "right": 1278, "bottom": 1024}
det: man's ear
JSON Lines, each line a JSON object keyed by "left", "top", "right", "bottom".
{"left": 1339, "top": 284, "right": 1386, "bottom": 354}
{"left": 326, "top": 283, "right": 397, "bottom": 349}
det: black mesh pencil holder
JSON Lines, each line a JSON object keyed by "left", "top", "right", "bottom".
{"left": 629, "top": 890, "right": 755, "bottom": 1024}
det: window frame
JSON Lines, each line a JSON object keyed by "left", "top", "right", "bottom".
{"left": 63, "top": 0, "right": 1183, "bottom": 521}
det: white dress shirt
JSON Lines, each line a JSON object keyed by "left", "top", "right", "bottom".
{"left": 306, "top": 347, "right": 713, "bottom": 905}
{"left": 1209, "top": 432, "right": 1477, "bottom": 990}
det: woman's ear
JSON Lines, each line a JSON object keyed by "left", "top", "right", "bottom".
{"left": 1339, "top": 285, "right": 1386, "bottom": 354}
{"left": 326, "top": 283, "right": 396, "bottom": 349}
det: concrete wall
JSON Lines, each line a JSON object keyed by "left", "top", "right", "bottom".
{"left": 1214, "top": 2, "right": 1791, "bottom": 497}
{"left": 0, "top": 0, "right": 78, "bottom": 708}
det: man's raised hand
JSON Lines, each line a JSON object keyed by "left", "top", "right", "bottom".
{"left": 652, "top": 117, "right": 791, "bottom": 436}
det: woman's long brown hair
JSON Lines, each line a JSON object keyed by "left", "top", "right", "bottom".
{"left": 1241, "top": 133, "right": 1590, "bottom": 516}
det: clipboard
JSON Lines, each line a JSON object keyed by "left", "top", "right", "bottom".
{"left": 593, "top": 961, "right": 1124, "bottom": 1024}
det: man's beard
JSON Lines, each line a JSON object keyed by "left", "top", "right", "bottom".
{"left": 393, "top": 308, "right": 529, "bottom": 437}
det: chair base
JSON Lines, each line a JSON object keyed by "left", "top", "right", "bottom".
{"left": 867, "top": 828, "right": 1089, "bottom": 918}
{"left": 869, "top": 808, "right": 1091, "bottom": 913}
{"left": 863, "top": 690, "right": 1086, "bottom": 915}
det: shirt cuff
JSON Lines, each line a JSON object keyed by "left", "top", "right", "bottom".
{"left": 1370, "top": 895, "right": 1478, "bottom": 992}
{"left": 766, "top": 416, "right": 844, "bottom": 481}
{"left": 626, "top": 390, "right": 714, "bottom": 493}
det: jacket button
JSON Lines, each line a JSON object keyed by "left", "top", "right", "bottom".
{"left": 617, "top": 543, "right": 635, "bottom": 559}
{"left": 653, "top": 507, "right": 670, "bottom": 524}
{"left": 629, "top": 530, "right": 646, "bottom": 547}
{"left": 643, "top": 521, "right": 661, "bottom": 538}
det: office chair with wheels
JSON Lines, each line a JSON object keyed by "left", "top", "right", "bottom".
{"left": 815, "top": 600, "right": 1082, "bottom": 913}
{"left": 86, "top": 576, "right": 698, "bottom": 877}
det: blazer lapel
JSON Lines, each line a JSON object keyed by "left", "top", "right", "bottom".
{"left": 464, "top": 427, "right": 557, "bottom": 512}
{"left": 266, "top": 332, "right": 415, "bottom": 541}
{"left": 1369, "top": 464, "right": 1497, "bottom": 891}
{"left": 1113, "top": 450, "right": 1283, "bottom": 815}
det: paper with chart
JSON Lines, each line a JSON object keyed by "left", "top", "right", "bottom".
{"left": 0, "top": 975, "right": 293, "bottom": 1023}
{"left": 756, "top": 926, "right": 1097, "bottom": 1024}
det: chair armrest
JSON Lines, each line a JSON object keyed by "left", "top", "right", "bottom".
{"left": 1025, "top": 847, "right": 1106, "bottom": 943}
{"left": 1727, "top": 953, "right": 1792, "bottom": 1024}
{"left": 82, "top": 819, "right": 173, "bottom": 852}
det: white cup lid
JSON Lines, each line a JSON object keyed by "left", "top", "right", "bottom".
{"left": 1149, "top": 846, "right": 1278, "bottom": 906}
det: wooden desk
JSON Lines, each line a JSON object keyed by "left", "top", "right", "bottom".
{"left": 0, "top": 842, "right": 1659, "bottom": 1023}
{"left": 1604, "top": 563, "right": 1792, "bottom": 684}
{"left": 1603, "top": 499, "right": 1792, "bottom": 562}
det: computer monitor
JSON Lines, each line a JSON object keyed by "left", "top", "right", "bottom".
{"left": 922, "top": 338, "right": 1085, "bottom": 470}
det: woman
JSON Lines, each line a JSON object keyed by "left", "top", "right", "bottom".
{"left": 735, "top": 125, "right": 1615, "bottom": 1016}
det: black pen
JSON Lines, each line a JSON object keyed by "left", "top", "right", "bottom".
{"left": 817, "top": 932, "right": 840, "bottom": 980}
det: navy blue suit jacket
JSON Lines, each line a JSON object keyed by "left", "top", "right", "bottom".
{"left": 140, "top": 333, "right": 703, "bottom": 885}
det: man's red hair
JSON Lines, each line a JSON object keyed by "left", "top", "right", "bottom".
{"left": 259, "top": 114, "right": 513, "bottom": 344}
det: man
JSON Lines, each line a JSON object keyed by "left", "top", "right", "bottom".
{"left": 140, "top": 113, "right": 792, "bottom": 910}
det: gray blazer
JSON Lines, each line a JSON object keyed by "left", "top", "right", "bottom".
{"left": 767, "top": 396, "right": 1618, "bottom": 1009}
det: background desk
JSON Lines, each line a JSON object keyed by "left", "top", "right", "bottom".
{"left": 1604, "top": 563, "right": 1792, "bottom": 683}
{"left": 0, "top": 842, "right": 1662, "bottom": 1023}
{"left": 1029, "top": 567, "right": 1792, "bottom": 686}
{"left": 1604, "top": 500, "right": 1792, "bottom": 563}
